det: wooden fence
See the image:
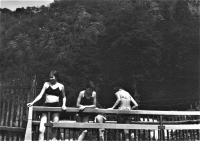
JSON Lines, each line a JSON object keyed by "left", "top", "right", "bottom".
{"left": 25, "top": 106, "right": 200, "bottom": 141}
{"left": 189, "top": 102, "right": 200, "bottom": 111}
{"left": 0, "top": 75, "right": 37, "bottom": 141}
{"left": 1, "top": 74, "right": 199, "bottom": 141}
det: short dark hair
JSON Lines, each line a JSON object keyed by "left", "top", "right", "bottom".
{"left": 50, "top": 70, "right": 59, "bottom": 80}
{"left": 113, "top": 87, "right": 120, "bottom": 92}
{"left": 86, "top": 81, "right": 95, "bottom": 90}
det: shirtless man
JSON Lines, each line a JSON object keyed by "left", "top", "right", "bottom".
{"left": 108, "top": 86, "right": 138, "bottom": 141}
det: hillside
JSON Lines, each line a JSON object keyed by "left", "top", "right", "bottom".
{"left": 0, "top": 0, "right": 199, "bottom": 110}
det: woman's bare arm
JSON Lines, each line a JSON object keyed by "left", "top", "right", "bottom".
{"left": 27, "top": 82, "right": 47, "bottom": 107}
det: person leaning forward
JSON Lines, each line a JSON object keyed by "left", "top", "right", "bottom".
{"left": 76, "top": 81, "right": 97, "bottom": 141}
{"left": 108, "top": 86, "right": 138, "bottom": 141}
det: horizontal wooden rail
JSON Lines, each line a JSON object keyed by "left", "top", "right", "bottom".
{"left": 0, "top": 126, "right": 25, "bottom": 132}
{"left": 165, "top": 124, "right": 200, "bottom": 130}
{"left": 51, "top": 122, "right": 159, "bottom": 130}
{"left": 32, "top": 119, "right": 200, "bottom": 125}
{"left": 50, "top": 122, "right": 200, "bottom": 130}
{"left": 33, "top": 106, "right": 200, "bottom": 116}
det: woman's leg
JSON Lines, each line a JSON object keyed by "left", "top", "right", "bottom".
{"left": 52, "top": 113, "right": 60, "bottom": 140}
{"left": 78, "top": 116, "right": 89, "bottom": 141}
{"left": 39, "top": 113, "right": 47, "bottom": 141}
{"left": 95, "top": 115, "right": 105, "bottom": 141}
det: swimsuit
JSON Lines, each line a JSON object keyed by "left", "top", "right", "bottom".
{"left": 45, "top": 86, "right": 62, "bottom": 97}
{"left": 80, "top": 94, "right": 94, "bottom": 105}
{"left": 41, "top": 84, "right": 62, "bottom": 115}
{"left": 44, "top": 85, "right": 62, "bottom": 105}
{"left": 78, "top": 91, "right": 94, "bottom": 118}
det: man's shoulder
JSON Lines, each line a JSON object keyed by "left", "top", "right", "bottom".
{"left": 92, "top": 91, "right": 96, "bottom": 96}
{"left": 79, "top": 90, "right": 85, "bottom": 95}
{"left": 116, "top": 89, "right": 131, "bottom": 97}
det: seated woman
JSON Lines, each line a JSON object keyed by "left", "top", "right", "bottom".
{"left": 27, "top": 70, "right": 67, "bottom": 141}
{"left": 76, "top": 81, "right": 96, "bottom": 141}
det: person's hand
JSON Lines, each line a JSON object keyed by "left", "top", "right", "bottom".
{"left": 27, "top": 102, "right": 34, "bottom": 107}
{"left": 107, "top": 108, "right": 113, "bottom": 110}
{"left": 79, "top": 106, "right": 86, "bottom": 111}
{"left": 62, "top": 105, "right": 67, "bottom": 110}
{"left": 131, "top": 106, "right": 138, "bottom": 110}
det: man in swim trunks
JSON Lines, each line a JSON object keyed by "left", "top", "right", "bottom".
{"left": 108, "top": 86, "right": 138, "bottom": 141}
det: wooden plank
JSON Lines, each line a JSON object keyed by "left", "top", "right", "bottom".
{"left": 165, "top": 125, "right": 200, "bottom": 130}
{"left": 24, "top": 106, "right": 33, "bottom": 141}
{"left": 9, "top": 89, "right": 15, "bottom": 127}
{"left": 26, "top": 91, "right": 30, "bottom": 120}
{"left": 162, "top": 119, "right": 200, "bottom": 124}
{"left": 19, "top": 88, "right": 24, "bottom": 127}
{"left": 8, "top": 132, "right": 13, "bottom": 141}
{"left": 0, "top": 129, "right": 2, "bottom": 141}
{"left": 13, "top": 79, "right": 18, "bottom": 140}
{"left": 5, "top": 89, "right": 11, "bottom": 126}
{"left": 1, "top": 89, "right": 6, "bottom": 126}
{"left": 15, "top": 91, "right": 20, "bottom": 127}
{"left": 0, "top": 76, "right": 2, "bottom": 125}
{"left": 33, "top": 106, "right": 200, "bottom": 116}
{"left": 0, "top": 80, "right": 3, "bottom": 141}
{"left": 52, "top": 122, "right": 159, "bottom": 130}
{"left": 0, "top": 126, "right": 25, "bottom": 132}
{"left": 147, "top": 116, "right": 150, "bottom": 140}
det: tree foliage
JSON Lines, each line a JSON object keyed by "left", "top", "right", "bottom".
{"left": 0, "top": 0, "right": 199, "bottom": 109}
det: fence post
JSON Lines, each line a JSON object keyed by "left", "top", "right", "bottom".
{"left": 159, "top": 115, "right": 164, "bottom": 141}
{"left": 46, "top": 112, "right": 51, "bottom": 141}
{"left": 190, "top": 104, "right": 193, "bottom": 110}
{"left": 24, "top": 106, "right": 33, "bottom": 140}
{"left": 0, "top": 74, "right": 2, "bottom": 141}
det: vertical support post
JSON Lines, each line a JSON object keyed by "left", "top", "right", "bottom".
{"left": 0, "top": 74, "right": 2, "bottom": 123}
{"left": 159, "top": 115, "right": 164, "bottom": 141}
{"left": 24, "top": 106, "right": 33, "bottom": 140}
{"left": 47, "top": 112, "right": 51, "bottom": 141}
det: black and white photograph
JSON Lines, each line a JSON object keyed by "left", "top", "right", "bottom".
{"left": 0, "top": 0, "right": 199, "bottom": 140}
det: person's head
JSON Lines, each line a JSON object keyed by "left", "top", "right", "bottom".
{"left": 113, "top": 86, "right": 122, "bottom": 93}
{"left": 85, "top": 81, "right": 95, "bottom": 95}
{"left": 49, "top": 70, "right": 59, "bottom": 84}
{"left": 111, "top": 82, "right": 122, "bottom": 93}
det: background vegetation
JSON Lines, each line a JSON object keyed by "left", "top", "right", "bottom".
{"left": 0, "top": 0, "right": 199, "bottom": 110}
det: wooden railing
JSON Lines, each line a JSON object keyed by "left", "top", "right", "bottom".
{"left": 25, "top": 106, "right": 200, "bottom": 141}
{"left": 25, "top": 106, "right": 200, "bottom": 140}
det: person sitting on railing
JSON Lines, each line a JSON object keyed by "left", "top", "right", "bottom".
{"left": 94, "top": 101, "right": 107, "bottom": 141}
{"left": 108, "top": 86, "right": 138, "bottom": 141}
{"left": 27, "top": 70, "right": 67, "bottom": 141}
{"left": 76, "top": 80, "right": 97, "bottom": 141}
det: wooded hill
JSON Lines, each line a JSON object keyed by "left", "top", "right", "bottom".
{"left": 0, "top": 0, "right": 199, "bottom": 110}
